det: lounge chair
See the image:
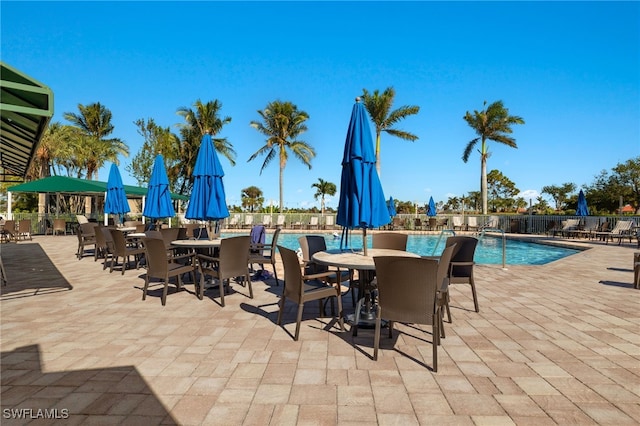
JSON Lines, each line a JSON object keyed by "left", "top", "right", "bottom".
{"left": 262, "top": 215, "right": 273, "bottom": 228}
{"left": 559, "top": 219, "right": 581, "bottom": 238}
{"left": 324, "top": 215, "right": 335, "bottom": 230}
{"left": 228, "top": 214, "right": 240, "bottom": 229}
{"left": 596, "top": 220, "right": 634, "bottom": 245}
{"left": 466, "top": 217, "right": 479, "bottom": 231}
{"left": 451, "top": 216, "right": 464, "bottom": 231}
{"left": 436, "top": 218, "right": 448, "bottom": 230}
{"left": 481, "top": 215, "right": 500, "bottom": 230}
{"left": 575, "top": 217, "right": 600, "bottom": 239}
{"left": 276, "top": 214, "right": 286, "bottom": 228}
{"left": 242, "top": 215, "right": 254, "bottom": 229}
{"left": 307, "top": 216, "right": 319, "bottom": 230}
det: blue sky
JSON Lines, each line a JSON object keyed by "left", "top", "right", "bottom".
{"left": 2, "top": 1, "right": 638, "bottom": 210}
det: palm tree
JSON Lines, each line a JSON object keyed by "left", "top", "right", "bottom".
{"left": 248, "top": 100, "right": 315, "bottom": 212}
{"left": 462, "top": 100, "right": 525, "bottom": 214}
{"left": 311, "top": 178, "right": 336, "bottom": 215}
{"left": 63, "top": 102, "right": 129, "bottom": 179}
{"left": 176, "top": 99, "right": 235, "bottom": 194}
{"left": 241, "top": 186, "right": 264, "bottom": 212}
{"left": 361, "top": 87, "right": 420, "bottom": 175}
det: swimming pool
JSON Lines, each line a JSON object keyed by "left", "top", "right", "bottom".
{"left": 226, "top": 232, "right": 581, "bottom": 265}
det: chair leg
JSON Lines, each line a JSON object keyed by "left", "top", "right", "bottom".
{"left": 219, "top": 278, "right": 225, "bottom": 307}
{"left": 246, "top": 273, "right": 253, "bottom": 299}
{"left": 336, "top": 292, "right": 345, "bottom": 331}
{"left": 142, "top": 276, "right": 149, "bottom": 300}
{"left": 373, "top": 305, "right": 381, "bottom": 360}
{"left": 294, "top": 303, "right": 304, "bottom": 341}
{"left": 276, "top": 296, "right": 286, "bottom": 325}
{"left": 470, "top": 276, "right": 479, "bottom": 313}
{"left": 272, "top": 263, "right": 279, "bottom": 286}
{"left": 433, "top": 323, "right": 438, "bottom": 372}
{"left": 161, "top": 276, "right": 169, "bottom": 306}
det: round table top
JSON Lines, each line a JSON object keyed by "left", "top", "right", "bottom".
{"left": 171, "top": 239, "right": 222, "bottom": 247}
{"left": 312, "top": 248, "right": 419, "bottom": 270}
{"left": 128, "top": 233, "right": 146, "bottom": 238}
{"left": 115, "top": 227, "right": 137, "bottom": 233}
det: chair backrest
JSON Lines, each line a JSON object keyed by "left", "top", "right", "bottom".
{"left": 446, "top": 236, "right": 478, "bottom": 278}
{"left": 80, "top": 222, "right": 97, "bottom": 238}
{"left": 144, "top": 237, "right": 170, "bottom": 277}
{"left": 94, "top": 225, "right": 106, "bottom": 247}
{"left": 414, "top": 218, "right": 422, "bottom": 227}
{"left": 325, "top": 216, "right": 334, "bottom": 226}
{"left": 160, "top": 228, "right": 180, "bottom": 248}
{"left": 76, "top": 215, "right": 89, "bottom": 224}
{"left": 176, "top": 227, "right": 188, "bottom": 240}
{"left": 277, "top": 215, "right": 286, "bottom": 226}
{"left": 218, "top": 236, "right": 250, "bottom": 279}
{"left": 485, "top": 216, "right": 500, "bottom": 229}
{"left": 437, "top": 243, "right": 457, "bottom": 292}
{"left": 18, "top": 219, "right": 31, "bottom": 233}
{"left": 612, "top": 220, "right": 633, "bottom": 234}
{"left": 452, "top": 216, "right": 463, "bottom": 227}
{"left": 372, "top": 232, "right": 408, "bottom": 251}
{"left": 3, "top": 220, "right": 16, "bottom": 232}
{"left": 467, "top": 217, "right": 477, "bottom": 227}
{"left": 53, "top": 218, "right": 66, "bottom": 232}
{"left": 298, "top": 235, "right": 328, "bottom": 274}
{"left": 229, "top": 214, "right": 240, "bottom": 225}
{"left": 562, "top": 219, "right": 580, "bottom": 230}
{"left": 428, "top": 217, "right": 437, "bottom": 229}
{"left": 374, "top": 256, "right": 439, "bottom": 325}
{"left": 244, "top": 215, "right": 254, "bottom": 226}
{"left": 144, "top": 230, "right": 163, "bottom": 240}
{"left": 101, "top": 227, "right": 115, "bottom": 251}
{"left": 263, "top": 215, "right": 272, "bottom": 226}
{"left": 109, "top": 229, "right": 128, "bottom": 256}
{"left": 309, "top": 216, "right": 319, "bottom": 226}
{"left": 278, "top": 245, "right": 304, "bottom": 303}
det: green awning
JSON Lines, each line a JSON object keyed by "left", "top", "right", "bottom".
{"left": 0, "top": 62, "right": 54, "bottom": 182}
{"left": 7, "top": 175, "right": 188, "bottom": 201}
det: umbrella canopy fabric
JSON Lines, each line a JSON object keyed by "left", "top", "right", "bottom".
{"left": 387, "top": 197, "right": 396, "bottom": 217}
{"left": 576, "top": 189, "right": 589, "bottom": 216}
{"left": 185, "top": 133, "right": 230, "bottom": 221}
{"left": 426, "top": 196, "right": 437, "bottom": 217}
{"left": 143, "top": 154, "right": 175, "bottom": 220}
{"left": 104, "top": 163, "right": 130, "bottom": 216}
{"left": 336, "top": 100, "right": 389, "bottom": 253}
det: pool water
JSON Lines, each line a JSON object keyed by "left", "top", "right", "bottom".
{"left": 226, "top": 232, "right": 581, "bottom": 266}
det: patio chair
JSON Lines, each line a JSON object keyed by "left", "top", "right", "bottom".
{"left": 575, "top": 217, "right": 599, "bottom": 239}
{"left": 228, "top": 214, "right": 240, "bottom": 229}
{"left": 372, "top": 256, "right": 441, "bottom": 369}
{"left": 1, "top": 220, "right": 17, "bottom": 243}
{"left": 249, "top": 227, "right": 281, "bottom": 285}
{"left": 76, "top": 222, "right": 98, "bottom": 259}
{"left": 436, "top": 217, "right": 448, "bottom": 230}
{"left": 262, "top": 215, "right": 273, "bottom": 228}
{"left": 17, "top": 219, "right": 32, "bottom": 241}
{"left": 52, "top": 218, "right": 67, "bottom": 236}
{"left": 197, "top": 236, "right": 252, "bottom": 306}
{"left": 298, "top": 235, "right": 353, "bottom": 308}
{"left": 109, "top": 228, "right": 145, "bottom": 275}
{"left": 276, "top": 214, "right": 286, "bottom": 228}
{"left": 141, "top": 237, "right": 197, "bottom": 306}
{"left": 445, "top": 236, "right": 479, "bottom": 314}
{"left": 413, "top": 217, "right": 423, "bottom": 231}
{"left": 277, "top": 245, "right": 345, "bottom": 341}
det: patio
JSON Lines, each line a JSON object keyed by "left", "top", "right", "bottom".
{"left": 1, "top": 234, "right": 639, "bottom": 425}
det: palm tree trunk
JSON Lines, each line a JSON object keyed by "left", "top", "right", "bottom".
{"left": 279, "top": 166, "right": 284, "bottom": 213}
{"left": 481, "top": 157, "right": 488, "bottom": 215}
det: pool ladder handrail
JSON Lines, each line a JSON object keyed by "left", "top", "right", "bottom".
{"left": 478, "top": 227, "right": 507, "bottom": 270}
{"left": 431, "top": 229, "right": 456, "bottom": 256}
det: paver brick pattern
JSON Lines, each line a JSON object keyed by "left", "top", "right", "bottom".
{"left": 1, "top": 233, "right": 638, "bottom": 425}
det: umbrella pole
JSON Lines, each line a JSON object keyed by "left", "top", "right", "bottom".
{"left": 363, "top": 228, "right": 367, "bottom": 256}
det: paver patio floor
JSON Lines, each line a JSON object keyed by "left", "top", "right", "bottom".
{"left": 1, "top": 233, "right": 638, "bottom": 425}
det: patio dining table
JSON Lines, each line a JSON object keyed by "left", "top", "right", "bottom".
{"left": 312, "top": 248, "right": 420, "bottom": 335}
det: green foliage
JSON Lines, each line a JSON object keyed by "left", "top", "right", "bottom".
{"left": 462, "top": 100, "right": 524, "bottom": 214}
{"left": 241, "top": 186, "right": 264, "bottom": 212}
{"left": 361, "top": 87, "right": 420, "bottom": 175}
{"left": 541, "top": 182, "right": 576, "bottom": 211}
{"left": 584, "top": 156, "right": 639, "bottom": 213}
{"left": 487, "top": 169, "right": 519, "bottom": 212}
{"left": 311, "top": 178, "right": 336, "bottom": 215}
{"left": 249, "top": 100, "right": 314, "bottom": 212}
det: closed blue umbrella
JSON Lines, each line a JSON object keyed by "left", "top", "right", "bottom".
{"left": 185, "top": 133, "right": 229, "bottom": 234}
{"left": 576, "top": 189, "right": 589, "bottom": 216}
{"left": 336, "top": 99, "right": 390, "bottom": 255}
{"left": 104, "top": 163, "right": 130, "bottom": 223}
{"left": 143, "top": 154, "right": 175, "bottom": 222}
{"left": 387, "top": 197, "right": 396, "bottom": 217}
{"left": 427, "top": 196, "right": 437, "bottom": 217}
